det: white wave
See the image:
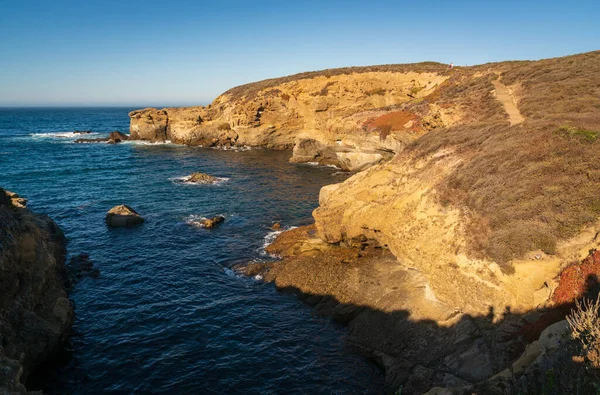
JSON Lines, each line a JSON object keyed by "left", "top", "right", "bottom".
{"left": 260, "top": 225, "right": 297, "bottom": 255}
{"left": 184, "top": 214, "right": 227, "bottom": 228}
{"left": 170, "top": 175, "right": 230, "bottom": 186}
{"left": 210, "top": 145, "right": 253, "bottom": 152}
{"left": 123, "top": 139, "right": 174, "bottom": 146}
{"left": 30, "top": 131, "right": 99, "bottom": 139}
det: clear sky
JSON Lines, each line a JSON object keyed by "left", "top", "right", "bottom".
{"left": 1, "top": 0, "right": 598, "bottom": 107}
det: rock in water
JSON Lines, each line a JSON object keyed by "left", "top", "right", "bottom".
{"left": 200, "top": 215, "right": 225, "bottom": 228}
{"left": 107, "top": 131, "right": 129, "bottom": 144}
{"left": 105, "top": 205, "right": 144, "bottom": 227}
{"left": 271, "top": 222, "right": 281, "bottom": 230}
{"left": 188, "top": 172, "right": 218, "bottom": 184}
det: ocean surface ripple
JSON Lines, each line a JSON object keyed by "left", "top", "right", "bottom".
{"left": 0, "top": 108, "right": 384, "bottom": 394}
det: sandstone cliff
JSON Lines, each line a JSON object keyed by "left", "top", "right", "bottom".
{"left": 129, "top": 63, "right": 457, "bottom": 169}
{"left": 0, "top": 189, "right": 73, "bottom": 394}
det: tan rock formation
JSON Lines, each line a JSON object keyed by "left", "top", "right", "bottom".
{"left": 130, "top": 66, "right": 454, "bottom": 168}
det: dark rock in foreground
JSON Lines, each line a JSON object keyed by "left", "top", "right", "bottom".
{"left": 105, "top": 205, "right": 144, "bottom": 227}
{"left": 0, "top": 188, "right": 73, "bottom": 393}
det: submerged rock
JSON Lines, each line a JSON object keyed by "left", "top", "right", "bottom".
{"left": 105, "top": 205, "right": 144, "bottom": 227}
{"left": 188, "top": 172, "right": 218, "bottom": 184}
{"left": 68, "top": 252, "right": 100, "bottom": 279}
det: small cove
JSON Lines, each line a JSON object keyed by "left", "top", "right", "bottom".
{"left": 0, "top": 108, "right": 384, "bottom": 394}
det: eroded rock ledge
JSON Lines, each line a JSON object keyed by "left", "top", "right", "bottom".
{"left": 0, "top": 189, "right": 73, "bottom": 393}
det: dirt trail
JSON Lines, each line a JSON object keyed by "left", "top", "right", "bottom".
{"left": 492, "top": 80, "right": 524, "bottom": 125}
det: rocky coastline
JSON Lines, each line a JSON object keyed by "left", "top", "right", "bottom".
{"left": 0, "top": 189, "right": 74, "bottom": 394}
{"left": 167, "top": 50, "right": 600, "bottom": 393}
{"left": 7, "top": 50, "right": 594, "bottom": 393}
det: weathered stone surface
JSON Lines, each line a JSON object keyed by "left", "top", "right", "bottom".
{"left": 336, "top": 152, "right": 384, "bottom": 171}
{"left": 0, "top": 188, "right": 73, "bottom": 392}
{"left": 129, "top": 108, "right": 168, "bottom": 142}
{"left": 105, "top": 205, "right": 144, "bottom": 227}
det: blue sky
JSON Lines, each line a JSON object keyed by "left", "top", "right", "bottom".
{"left": 1, "top": 0, "right": 598, "bottom": 106}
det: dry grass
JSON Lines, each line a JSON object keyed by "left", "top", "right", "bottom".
{"left": 221, "top": 62, "right": 449, "bottom": 101}
{"left": 407, "top": 51, "right": 600, "bottom": 263}
{"left": 567, "top": 295, "right": 600, "bottom": 368}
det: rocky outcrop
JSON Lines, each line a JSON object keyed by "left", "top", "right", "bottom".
{"left": 105, "top": 205, "right": 144, "bottom": 227}
{"left": 129, "top": 109, "right": 168, "bottom": 142}
{"left": 0, "top": 188, "right": 73, "bottom": 393}
{"left": 130, "top": 66, "right": 455, "bottom": 169}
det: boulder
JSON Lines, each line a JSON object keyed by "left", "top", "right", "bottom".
{"left": 271, "top": 222, "right": 281, "bottom": 231}
{"left": 188, "top": 172, "right": 218, "bottom": 184}
{"left": 336, "top": 152, "right": 384, "bottom": 172}
{"left": 199, "top": 216, "right": 225, "bottom": 228}
{"left": 105, "top": 205, "right": 144, "bottom": 227}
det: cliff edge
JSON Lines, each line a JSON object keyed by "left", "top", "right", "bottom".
{"left": 0, "top": 189, "right": 73, "bottom": 394}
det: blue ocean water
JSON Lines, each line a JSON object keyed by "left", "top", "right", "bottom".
{"left": 0, "top": 108, "right": 384, "bottom": 394}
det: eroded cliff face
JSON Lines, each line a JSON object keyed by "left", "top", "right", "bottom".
{"left": 129, "top": 67, "right": 456, "bottom": 169}
{"left": 0, "top": 189, "right": 73, "bottom": 394}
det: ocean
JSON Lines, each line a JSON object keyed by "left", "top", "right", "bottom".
{"left": 0, "top": 107, "right": 384, "bottom": 394}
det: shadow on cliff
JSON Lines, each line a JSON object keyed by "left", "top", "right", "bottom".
{"left": 271, "top": 275, "right": 600, "bottom": 395}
